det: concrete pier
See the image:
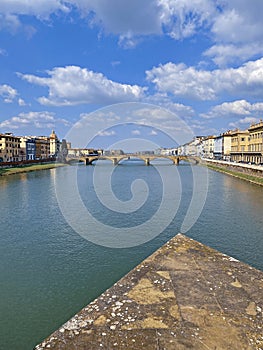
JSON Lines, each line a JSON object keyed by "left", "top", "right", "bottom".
{"left": 34, "top": 234, "right": 263, "bottom": 349}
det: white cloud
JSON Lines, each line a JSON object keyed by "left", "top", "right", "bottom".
{"left": 19, "top": 66, "right": 146, "bottom": 106}
{"left": 77, "top": 0, "right": 162, "bottom": 34}
{"left": 127, "top": 106, "right": 197, "bottom": 140}
{"left": 149, "top": 130, "right": 158, "bottom": 136}
{"left": 0, "top": 0, "right": 262, "bottom": 63}
{"left": 204, "top": 44, "right": 263, "bottom": 67}
{"left": 201, "top": 100, "right": 263, "bottom": 119}
{"left": 239, "top": 117, "right": 259, "bottom": 125}
{"left": 0, "top": 13, "right": 21, "bottom": 32}
{"left": 0, "top": 111, "right": 71, "bottom": 130}
{"left": 118, "top": 34, "right": 141, "bottom": 49}
{"left": 0, "top": 0, "right": 212, "bottom": 43}
{"left": 0, "top": 84, "right": 27, "bottom": 105}
{"left": 0, "top": 48, "right": 7, "bottom": 56}
{"left": 0, "top": 0, "right": 215, "bottom": 38}
{"left": 97, "top": 130, "right": 116, "bottom": 136}
{"left": 131, "top": 129, "right": 141, "bottom": 135}
{"left": 18, "top": 98, "right": 26, "bottom": 106}
{"left": 206, "top": 0, "right": 263, "bottom": 65}
{"left": 158, "top": 0, "right": 215, "bottom": 39}
{"left": 146, "top": 58, "right": 263, "bottom": 100}
{"left": 68, "top": 102, "right": 197, "bottom": 147}
{"left": 78, "top": 99, "right": 194, "bottom": 129}
{"left": 0, "top": 1, "right": 68, "bottom": 35}
{"left": 0, "top": 84, "right": 17, "bottom": 103}
{"left": 76, "top": 0, "right": 263, "bottom": 62}
{"left": 211, "top": 3, "right": 262, "bottom": 43}
{"left": 0, "top": 0, "right": 162, "bottom": 45}
{"left": 72, "top": 1, "right": 214, "bottom": 50}
{"left": 145, "top": 93, "right": 194, "bottom": 117}
{"left": 229, "top": 117, "right": 259, "bottom": 129}
{"left": 0, "top": 0, "right": 69, "bottom": 18}
{"left": 111, "top": 61, "right": 121, "bottom": 67}
{"left": 75, "top": 0, "right": 214, "bottom": 46}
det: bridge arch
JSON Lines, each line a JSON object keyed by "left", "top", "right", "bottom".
{"left": 71, "top": 154, "right": 197, "bottom": 166}
{"left": 123, "top": 155, "right": 149, "bottom": 165}
{"left": 116, "top": 155, "right": 180, "bottom": 165}
{"left": 83, "top": 155, "right": 131, "bottom": 165}
{"left": 147, "top": 156, "right": 179, "bottom": 165}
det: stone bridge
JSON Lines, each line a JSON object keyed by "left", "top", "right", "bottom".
{"left": 70, "top": 154, "right": 198, "bottom": 166}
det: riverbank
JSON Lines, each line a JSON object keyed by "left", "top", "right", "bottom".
{"left": 34, "top": 234, "right": 263, "bottom": 350}
{"left": 202, "top": 160, "right": 263, "bottom": 186}
{"left": 0, "top": 162, "right": 66, "bottom": 176}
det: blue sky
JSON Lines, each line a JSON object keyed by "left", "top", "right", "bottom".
{"left": 0, "top": 0, "right": 263, "bottom": 148}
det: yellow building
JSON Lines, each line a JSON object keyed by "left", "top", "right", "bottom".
{"left": 222, "top": 131, "right": 232, "bottom": 158}
{"left": 49, "top": 130, "right": 60, "bottom": 157}
{"left": 247, "top": 120, "right": 263, "bottom": 164}
{"left": 0, "top": 133, "right": 21, "bottom": 162}
{"left": 230, "top": 129, "right": 250, "bottom": 162}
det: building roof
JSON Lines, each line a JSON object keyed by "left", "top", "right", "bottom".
{"left": 248, "top": 120, "right": 263, "bottom": 131}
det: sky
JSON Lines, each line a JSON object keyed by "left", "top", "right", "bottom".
{"left": 0, "top": 0, "right": 263, "bottom": 149}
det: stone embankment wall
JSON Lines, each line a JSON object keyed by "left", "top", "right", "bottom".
{"left": 202, "top": 159, "right": 263, "bottom": 178}
{"left": 0, "top": 158, "right": 56, "bottom": 168}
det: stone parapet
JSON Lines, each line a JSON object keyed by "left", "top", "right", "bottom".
{"left": 34, "top": 234, "right": 263, "bottom": 350}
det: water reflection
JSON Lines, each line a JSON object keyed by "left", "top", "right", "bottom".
{"left": 223, "top": 174, "right": 263, "bottom": 215}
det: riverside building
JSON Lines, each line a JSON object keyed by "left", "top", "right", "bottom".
{"left": 213, "top": 131, "right": 232, "bottom": 160}
{"left": 202, "top": 136, "right": 215, "bottom": 159}
{"left": 247, "top": 120, "right": 263, "bottom": 164}
{"left": 49, "top": 130, "right": 60, "bottom": 158}
{"left": 0, "top": 133, "right": 21, "bottom": 162}
{"left": 35, "top": 137, "right": 50, "bottom": 160}
{"left": 230, "top": 129, "right": 250, "bottom": 163}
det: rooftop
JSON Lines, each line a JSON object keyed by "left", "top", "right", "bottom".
{"left": 249, "top": 120, "right": 263, "bottom": 131}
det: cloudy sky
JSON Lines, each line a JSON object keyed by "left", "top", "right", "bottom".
{"left": 0, "top": 0, "right": 263, "bottom": 147}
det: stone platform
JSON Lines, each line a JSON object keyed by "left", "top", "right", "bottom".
{"left": 34, "top": 234, "right": 263, "bottom": 349}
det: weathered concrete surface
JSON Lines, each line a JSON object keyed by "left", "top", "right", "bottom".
{"left": 34, "top": 234, "right": 263, "bottom": 350}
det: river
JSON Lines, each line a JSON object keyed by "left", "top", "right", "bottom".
{"left": 0, "top": 161, "right": 262, "bottom": 350}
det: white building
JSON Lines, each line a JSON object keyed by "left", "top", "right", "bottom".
{"left": 177, "top": 137, "right": 204, "bottom": 157}
{"left": 213, "top": 132, "right": 232, "bottom": 160}
{"left": 202, "top": 136, "right": 215, "bottom": 159}
{"left": 18, "top": 136, "right": 29, "bottom": 161}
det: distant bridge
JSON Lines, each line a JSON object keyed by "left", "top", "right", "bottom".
{"left": 67, "top": 154, "right": 199, "bottom": 166}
